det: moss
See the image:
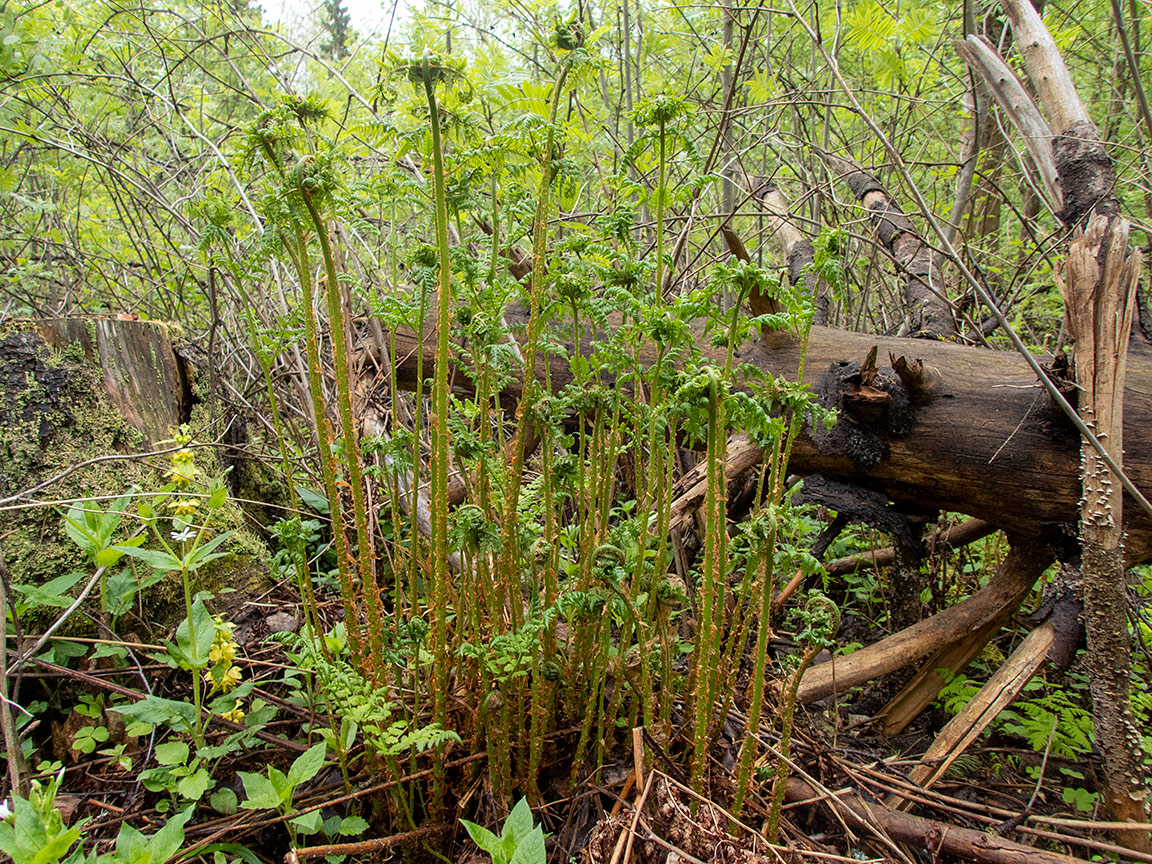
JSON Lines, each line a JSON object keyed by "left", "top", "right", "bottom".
{"left": 0, "top": 322, "right": 273, "bottom": 632}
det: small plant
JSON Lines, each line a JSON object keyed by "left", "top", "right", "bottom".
{"left": 0, "top": 772, "right": 84, "bottom": 864}
{"left": 460, "top": 798, "right": 546, "bottom": 864}
{"left": 238, "top": 742, "right": 329, "bottom": 845}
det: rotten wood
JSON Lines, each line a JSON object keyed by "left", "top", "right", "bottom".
{"left": 25, "top": 318, "right": 191, "bottom": 445}
{"left": 1063, "top": 216, "right": 1148, "bottom": 837}
{"left": 667, "top": 432, "right": 764, "bottom": 534}
{"left": 998, "top": 0, "right": 1119, "bottom": 227}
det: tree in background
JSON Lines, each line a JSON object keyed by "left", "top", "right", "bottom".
{"left": 320, "top": 0, "right": 352, "bottom": 60}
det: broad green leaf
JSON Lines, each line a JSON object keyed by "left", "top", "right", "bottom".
{"left": 63, "top": 507, "right": 99, "bottom": 556}
{"left": 503, "top": 797, "right": 534, "bottom": 842}
{"left": 183, "top": 530, "right": 234, "bottom": 572}
{"left": 237, "top": 772, "right": 282, "bottom": 810}
{"left": 509, "top": 825, "right": 546, "bottom": 864}
{"left": 461, "top": 820, "right": 501, "bottom": 857}
{"left": 116, "top": 545, "right": 182, "bottom": 572}
{"left": 177, "top": 768, "right": 212, "bottom": 801}
{"left": 96, "top": 535, "right": 142, "bottom": 568}
{"left": 290, "top": 809, "right": 323, "bottom": 834}
{"left": 110, "top": 695, "right": 197, "bottom": 733}
{"left": 294, "top": 485, "right": 329, "bottom": 515}
{"left": 149, "top": 805, "right": 194, "bottom": 862}
{"left": 175, "top": 599, "right": 215, "bottom": 668}
{"left": 154, "top": 741, "right": 189, "bottom": 765}
{"left": 207, "top": 483, "right": 227, "bottom": 509}
{"left": 209, "top": 787, "right": 238, "bottom": 815}
{"left": 12, "top": 571, "right": 85, "bottom": 611}
{"left": 268, "top": 767, "right": 292, "bottom": 801}
{"left": 287, "top": 741, "right": 327, "bottom": 787}
{"left": 338, "top": 816, "right": 369, "bottom": 836}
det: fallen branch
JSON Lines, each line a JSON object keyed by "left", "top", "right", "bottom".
{"left": 785, "top": 776, "right": 1087, "bottom": 864}
{"left": 822, "top": 153, "right": 955, "bottom": 338}
{"left": 286, "top": 825, "right": 448, "bottom": 862}
{"left": 797, "top": 537, "right": 1052, "bottom": 704}
{"left": 822, "top": 517, "right": 996, "bottom": 577}
{"left": 904, "top": 619, "right": 1056, "bottom": 793}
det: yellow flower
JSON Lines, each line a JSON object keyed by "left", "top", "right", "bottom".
{"left": 221, "top": 701, "right": 245, "bottom": 723}
{"left": 205, "top": 663, "right": 242, "bottom": 693}
{"left": 220, "top": 665, "right": 243, "bottom": 691}
{"left": 208, "top": 641, "right": 236, "bottom": 665}
{"left": 169, "top": 498, "right": 199, "bottom": 516}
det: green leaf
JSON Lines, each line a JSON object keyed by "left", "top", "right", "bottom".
{"left": 11, "top": 571, "right": 85, "bottom": 611}
{"left": 295, "top": 485, "right": 330, "bottom": 515}
{"left": 287, "top": 741, "right": 327, "bottom": 787}
{"left": 94, "top": 546, "right": 124, "bottom": 567}
{"left": 238, "top": 772, "right": 282, "bottom": 810}
{"left": 177, "top": 768, "right": 212, "bottom": 801}
{"left": 149, "top": 805, "right": 194, "bottom": 862}
{"left": 207, "top": 483, "right": 227, "bottom": 509}
{"left": 291, "top": 809, "right": 324, "bottom": 835}
{"left": 509, "top": 825, "right": 546, "bottom": 864}
{"left": 268, "top": 767, "right": 292, "bottom": 801}
{"left": 110, "top": 695, "right": 197, "bottom": 733}
{"left": 503, "top": 797, "right": 534, "bottom": 843}
{"left": 461, "top": 820, "right": 502, "bottom": 857}
{"left": 209, "top": 788, "right": 238, "bottom": 815}
{"left": 338, "top": 816, "right": 369, "bottom": 836}
{"left": 97, "top": 535, "right": 143, "bottom": 568}
{"left": 175, "top": 599, "right": 215, "bottom": 668}
{"left": 154, "top": 741, "right": 190, "bottom": 766}
{"left": 183, "top": 530, "right": 235, "bottom": 572}
{"left": 116, "top": 545, "right": 182, "bottom": 572}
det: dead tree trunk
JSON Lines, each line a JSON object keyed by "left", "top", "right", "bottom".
{"left": 1064, "top": 217, "right": 1147, "bottom": 836}
{"left": 959, "top": 0, "right": 1152, "bottom": 843}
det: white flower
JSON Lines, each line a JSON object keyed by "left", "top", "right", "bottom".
{"left": 170, "top": 526, "right": 196, "bottom": 542}
{"left": 0, "top": 799, "right": 11, "bottom": 820}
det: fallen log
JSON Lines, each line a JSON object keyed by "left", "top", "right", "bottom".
{"left": 384, "top": 313, "right": 1152, "bottom": 564}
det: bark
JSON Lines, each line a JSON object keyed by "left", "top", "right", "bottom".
{"left": 822, "top": 154, "right": 956, "bottom": 339}
{"left": 995, "top": 0, "right": 1151, "bottom": 842}
{"left": 1064, "top": 216, "right": 1149, "bottom": 839}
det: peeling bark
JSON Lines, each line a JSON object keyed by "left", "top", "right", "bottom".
{"left": 1064, "top": 216, "right": 1149, "bottom": 841}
